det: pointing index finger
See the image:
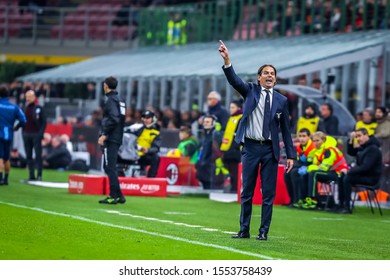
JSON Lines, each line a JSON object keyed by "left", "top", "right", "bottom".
{"left": 219, "top": 40, "right": 225, "bottom": 47}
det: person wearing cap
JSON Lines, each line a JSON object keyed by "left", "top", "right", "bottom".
{"left": 98, "top": 76, "right": 126, "bottom": 205}
{"left": 131, "top": 110, "right": 161, "bottom": 177}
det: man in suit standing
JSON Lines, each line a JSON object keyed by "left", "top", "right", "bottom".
{"left": 218, "top": 40, "right": 295, "bottom": 241}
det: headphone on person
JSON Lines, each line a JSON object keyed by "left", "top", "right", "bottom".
{"left": 203, "top": 114, "right": 217, "bottom": 128}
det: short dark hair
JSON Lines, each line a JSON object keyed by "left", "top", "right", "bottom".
{"left": 322, "top": 103, "right": 333, "bottom": 114}
{"left": 355, "top": 127, "right": 369, "bottom": 135}
{"left": 312, "top": 78, "right": 322, "bottom": 84}
{"left": 257, "top": 64, "right": 277, "bottom": 77}
{"left": 104, "top": 76, "right": 118, "bottom": 90}
{"left": 0, "top": 85, "right": 9, "bottom": 98}
{"left": 230, "top": 99, "right": 242, "bottom": 109}
{"left": 298, "top": 128, "right": 311, "bottom": 136}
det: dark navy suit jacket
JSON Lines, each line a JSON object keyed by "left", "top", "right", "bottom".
{"left": 223, "top": 65, "right": 296, "bottom": 161}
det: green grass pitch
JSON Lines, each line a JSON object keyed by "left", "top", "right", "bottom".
{"left": 0, "top": 168, "right": 389, "bottom": 260}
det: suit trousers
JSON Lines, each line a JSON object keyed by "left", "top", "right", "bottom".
{"left": 103, "top": 141, "right": 123, "bottom": 198}
{"left": 240, "top": 140, "right": 278, "bottom": 234}
{"left": 23, "top": 133, "right": 43, "bottom": 179}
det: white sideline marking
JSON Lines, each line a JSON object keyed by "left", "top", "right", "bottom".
{"left": 107, "top": 210, "right": 288, "bottom": 239}
{"left": 164, "top": 212, "right": 194, "bottom": 215}
{"left": 0, "top": 201, "right": 279, "bottom": 260}
{"left": 313, "top": 217, "right": 345, "bottom": 221}
{"left": 327, "top": 238, "right": 357, "bottom": 242}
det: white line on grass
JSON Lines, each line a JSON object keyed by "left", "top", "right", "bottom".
{"left": 105, "top": 210, "right": 289, "bottom": 240}
{"left": 0, "top": 201, "right": 279, "bottom": 260}
{"left": 313, "top": 217, "right": 345, "bottom": 221}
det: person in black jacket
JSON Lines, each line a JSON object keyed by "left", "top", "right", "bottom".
{"left": 337, "top": 127, "right": 382, "bottom": 214}
{"left": 43, "top": 136, "right": 71, "bottom": 169}
{"left": 320, "top": 103, "right": 339, "bottom": 136}
{"left": 98, "top": 76, "right": 126, "bottom": 205}
{"left": 22, "top": 90, "right": 46, "bottom": 181}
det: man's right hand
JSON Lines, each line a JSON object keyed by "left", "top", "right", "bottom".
{"left": 218, "top": 40, "right": 230, "bottom": 65}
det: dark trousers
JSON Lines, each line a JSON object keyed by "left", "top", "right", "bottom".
{"left": 240, "top": 141, "right": 278, "bottom": 234}
{"left": 341, "top": 173, "right": 379, "bottom": 209}
{"left": 23, "top": 133, "right": 43, "bottom": 179}
{"left": 103, "top": 141, "right": 123, "bottom": 198}
{"left": 284, "top": 167, "right": 301, "bottom": 204}
{"left": 307, "top": 170, "right": 339, "bottom": 198}
{"left": 223, "top": 159, "right": 239, "bottom": 193}
{"left": 138, "top": 153, "right": 160, "bottom": 177}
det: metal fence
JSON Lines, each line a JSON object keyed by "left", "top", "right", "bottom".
{"left": 1, "top": 0, "right": 389, "bottom": 47}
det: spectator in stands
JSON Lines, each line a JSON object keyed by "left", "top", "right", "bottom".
{"left": 176, "top": 123, "right": 199, "bottom": 164}
{"left": 167, "top": 12, "right": 187, "bottom": 46}
{"left": 374, "top": 107, "right": 390, "bottom": 141}
{"left": 131, "top": 110, "right": 161, "bottom": 177}
{"left": 338, "top": 128, "right": 382, "bottom": 214}
{"left": 320, "top": 103, "right": 339, "bottom": 136}
{"left": 206, "top": 91, "right": 229, "bottom": 131}
{"left": 0, "top": 85, "right": 26, "bottom": 185}
{"left": 60, "top": 134, "right": 73, "bottom": 154}
{"left": 41, "top": 132, "right": 51, "bottom": 159}
{"left": 296, "top": 103, "right": 322, "bottom": 135}
{"left": 375, "top": 106, "right": 390, "bottom": 163}
{"left": 43, "top": 136, "right": 72, "bottom": 170}
{"left": 284, "top": 128, "right": 316, "bottom": 208}
{"left": 220, "top": 100, "right": 243, "bottom": 193}
{"left": 302, "top": 131, "right": 348, "bottom": 210}
{"left": 195, "top": 114, "right": 224, "bottom": 189}
{"left": 311, "top": 78, "right": 322, "bottom": 90}
{"left": 355, "top": 108, "right": 377, "bottom": 136}
{"left": 22, "top": 90, "right": 46, "bottom": 181}
{"left": 161, "top": 106, "right": 180, "bottom": 129}
{"left": 297, "top": 76, "right": 307, "bottom": 86}
{"left": 10, "top": 148, "right": 27, "bottom": 169}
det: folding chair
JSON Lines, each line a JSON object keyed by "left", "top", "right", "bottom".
{"left": 351, "top": 184, "right": 383, "bottom": 216}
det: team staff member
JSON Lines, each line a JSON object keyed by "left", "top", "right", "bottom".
{"left": 0, "top": 86, "right": 26, "bottom": 185}
{"left": 284, "top": 128, "right": 315, "bottom": 208}
{"left": 220, "top": 100, "right": 243, "bottom": 193}
{"left": 98, "top": 76, "right": 126, "bottom": 205}
{"left": 23, "top": 90, "right": 46, "bottom": 181}
{"left": 133, "top": 110, "right": 161, "bottom": 178}
{"left": 219, "top": 40, "right": 295, "bottom": 241}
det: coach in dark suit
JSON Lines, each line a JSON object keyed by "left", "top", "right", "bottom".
{"left": 219, "top": 40, "right": 296, "bottom": 241}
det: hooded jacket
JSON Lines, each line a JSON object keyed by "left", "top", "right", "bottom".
{"left": 347, "top": 136, "right": 382, "bottom": 183}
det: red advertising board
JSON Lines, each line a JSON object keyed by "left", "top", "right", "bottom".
{"left": 156, "top": 156, "right": 200, "bottom": 186}
{"left": 68, "top": 174, "right": 106, "bottom": 195}
{"left": 237, "top": 164, "right": 290, "bottom": 205}
{"left": 115, "top": 177, "right": 167, "bottom": 197}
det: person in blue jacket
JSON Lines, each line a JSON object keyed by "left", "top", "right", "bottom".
{"left": 0, "top": 85, "right": 26, "bottom": 185}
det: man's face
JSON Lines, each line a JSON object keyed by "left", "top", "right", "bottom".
{"left": 375, "top": 109, "right": 384, "bottom": 120}
{"left": 202, "top": 117, "right": 214, "bottom": 130}
{"left": 320, "top": 105, "right": 330, "bottom": 118}
{"left": 298, "top": 132, "right": 310, "bottom": 145}
{"left": 207, "top": 95, "right": 218, "bottom": 107}
{"left": 258, "top": 66, "right": 276, "bottom": 89}
{"left": 362, "top": 111, "right": 372, "bottom": 123}
{"left": 25, "top": 90, "right": 36, "bottom": 104}
{"left": 305, "top": 107, "right": 314, "bottom": 116}
{"left": 355, "top": 131, "right": 369, "bottom": 145}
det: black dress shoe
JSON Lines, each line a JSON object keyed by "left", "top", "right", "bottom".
{"left": 256, "top": 232, "right": 268, "bottom": 241}
{"left": 231, "top": 231, "right": 250, "bottom": 239}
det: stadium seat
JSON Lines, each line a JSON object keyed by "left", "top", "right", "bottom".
{"left": 351, "top": 184, "right": 383, "bottom": 216}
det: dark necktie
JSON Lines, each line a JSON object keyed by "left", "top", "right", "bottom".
{"left": 262, "top": 89, "right": 271, "bottom": 139}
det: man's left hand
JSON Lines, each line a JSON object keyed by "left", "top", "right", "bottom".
{"left": 98, "top": 135, "right": 107, "bottom": 146}
{"left": 285, "top": 159, "right": 294, "bottom": 173}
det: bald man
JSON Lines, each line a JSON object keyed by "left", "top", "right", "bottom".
{"left": 23, "top": 90, "right": 46, "bottom": 181}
